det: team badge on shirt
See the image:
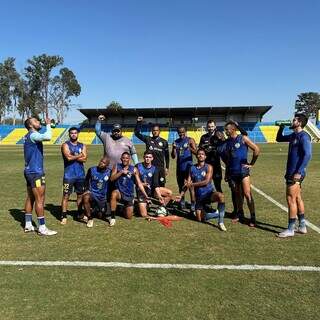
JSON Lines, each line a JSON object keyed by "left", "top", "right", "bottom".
{"left": 148, "top": 172, "right": 153, "bottom": 177}
{"left": 201, "top": 171, "right": 206, "bottom": 177}
{"left": 159, "top": 142, "right": 163, "bottom": 146}
{"left": 235, "top": 143, "right": 240, "bottom": 148}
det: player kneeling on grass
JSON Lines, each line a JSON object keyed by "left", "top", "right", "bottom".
{"left": 180, "top": 148, "right": 226, "bottom": 231}
{"left": 136, "top": 151, "right": 173, "bottom": 217}
{"left": 110, "top": 152, "right": 149, "bottom": 226}
{"left": 82, "top": 156, "right": 111, "bottom": 228}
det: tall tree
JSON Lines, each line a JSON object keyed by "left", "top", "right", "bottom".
{"left": 25, "top": 54, "right": 64, "bottom": 119}
{"left": 49, "top": 68, "right": 81, "bottom": 123}
{"left": 0, "top": 60, "right": 12, "bottom": 123}
{"left": 295, "top": 92, "right": 320, "bottom": 122}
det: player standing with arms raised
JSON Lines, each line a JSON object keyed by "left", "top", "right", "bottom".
{"left": 276, "top": 113, "right": 312, "bottom": 238}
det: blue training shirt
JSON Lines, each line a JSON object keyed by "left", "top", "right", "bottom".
{"left": 88, "top": 166, "right": 111, "bottom": 201}
{"left": 226, "top": 134, "right": 249, "bottom": 176}
{"left": 190, "top": 163, "right": 213, "bottom": 199}
{"left": 63, "top": 141, "right": 85, "bottom": 180}
{"left": 175, "top": 136, "right": 193, "bottom": 172}
{"left": 24, "top": 131, "right": 44, "bottom": 175}
{"left": 278, "top": 131, "right": 312, "bottom": 178}
{"left": 115, "top": 163, "right": 135, "bottom": 198}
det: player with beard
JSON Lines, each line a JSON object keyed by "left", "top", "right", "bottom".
{"left": 134, "top": 116, "right": 169, "bottom": 187}
{"left": 276, "top": 113, "right": 312, "bottom": 238}
{"left": 136, "top": 151, "right": 173, "bottom": 217}
{"left": 23, "top": 117, "right": 57, "bottom": 236}
{"left": 60, "top": 127, "right": 87, "bottom": 225}
{"left": 95, "top": 115, "right": 139, "bottom": 166}
{"left": 82, "top": 156, "right": 112, "bottom": 228}
{"left": 109, "top": 152, "right": 149, "bottom": 226}
{"left": 179, "top": 148, "right": 227, "bottom": 231}
{"left": 224, "top": 121, "right": 260, "bottom": 227}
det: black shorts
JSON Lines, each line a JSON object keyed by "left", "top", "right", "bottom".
{"left": 137, "top": 189, "right": 152, "bottom": 203}
{"left": 89, "top": 193, "right": 108, "bottom": 214}
{"left": 158, "top": 167, "right": 166, "bottom": 187}
{"left": 119, "top": 192, "right": 134, "bottom": 208}
{"left": 228, "top": 173, "right": 250, "bottom": 189}
{"left": 195, "top": 194, "right": 212, "bottom": 210}
{"left": 286, "top": 175, "right": 304, "bottom": 186}
{"left": 25, "top": 173, "right": 45, "bottom": 188}
{"left": 63, "top": 178, "right": 85, "bottom": 195}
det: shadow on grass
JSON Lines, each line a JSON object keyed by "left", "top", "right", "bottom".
{"left": 9, "top": 208, "right": 36, "bottom": 230}
{"left": 45, "top": 203, "right": 79, "bottom": 222}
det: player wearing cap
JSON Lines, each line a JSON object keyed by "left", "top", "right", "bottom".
{"left": 134, "top": 116, "right": 169, "bottom": 187}
{"left": 60, "top": 127, "right": 87, "bottom": 225}
{"left": 95, "top": 115, "right": 139, "bottom": 166}
{"left": 276, "top": 113, "right": 312, "bottom": 238}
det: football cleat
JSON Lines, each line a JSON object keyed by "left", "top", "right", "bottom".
{"left": 24, "top": 225, "right": 35, "bottom": 233}
{"left": 296, "top": 226, "right": 307, "bottom": 234}
{"left": 277, "top": 229, "right": 294, "bottom": 238}
{"left": 38, "top": 227, "right": 57, "bottom": 236}
{"left": 86, "top": 219, "right": 94, "bottom": 228}
{"left": 218, "top": 223, "right": 227, "bottom": 232}
{"left": 60, "top": 218, "right": 67, "bottom": 225}
{"left": 108, "top": 218, "right": 116, "bottom": 227}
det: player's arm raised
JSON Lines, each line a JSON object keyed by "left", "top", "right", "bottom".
{"left": 95, "top": 115, "right": 109, "bottom": 140}
{"left": 134, "top": 116, "right": 148, "bottom": 142}
{"left": 61, "top": 143, "right": 83, "bottom": 161}
{"left": 243, "top": 135, "right": 260, "bottom": 168}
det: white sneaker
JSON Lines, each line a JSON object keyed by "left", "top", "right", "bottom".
{"left": 60, "top": 218, "right": 67, "bottom": 225}
{"left": 108, "top": 218, "right": 116, "bottom": 227}
{"left": 38, "top": 227, "right": 57, "bottom": 236}
{"left": 296, "top": 226, "right": 307, "bottom": 234}
{"left": 87, "top": 219, "right": 94, "bottom": 228}
{"left": 277, "top": 229, "right": 294, "bottom": 238}
{"left": 219, "top": 223, "right": 227, "bottom": 232}
{"left": 24, "top": 225, "right": 35, "bottom": 233}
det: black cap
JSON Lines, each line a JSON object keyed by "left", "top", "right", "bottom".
{"left": 112, "top": 124, "right": 122, "bottom": 131}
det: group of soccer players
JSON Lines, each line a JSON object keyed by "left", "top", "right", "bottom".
{"left": 22, "top": 112, "right": 312, "bottom": 238}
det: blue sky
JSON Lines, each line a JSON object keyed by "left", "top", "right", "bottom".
{"left": 1, "top": 0, "right": 319, "bottom": 123}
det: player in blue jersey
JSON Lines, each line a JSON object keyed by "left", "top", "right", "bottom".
{"left": 179, "top": 148, "right": 227, "bottom": 231}
{"left": 276, "top": 113, "right": 312, "bottom": 238}
{"left": 171, "top": 126, "right": 197, "bottom": 209}
{"left": 23, "top": 117, "right": 57, "bottom": 236}
{"left": 82, "top": 156, "right": 112, "bottom": 228}
{"left": 224, "top": 121, "right": 260, "bottom": 227}
{"left": 136, "top": 151, "right": 173, "bottom": 217}
{"left": 60, "top": 127, "right": 87, "bottom": 225}
{"left": 110, "top": 152, "right": 149, "bottom": 226}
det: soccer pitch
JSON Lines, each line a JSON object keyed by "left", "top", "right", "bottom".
{"left": 0, "top": 144, "right": 319, "bottom": 320}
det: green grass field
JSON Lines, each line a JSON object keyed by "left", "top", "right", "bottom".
{"left": 0, "top": 144, "right": 319, "bottom": 320}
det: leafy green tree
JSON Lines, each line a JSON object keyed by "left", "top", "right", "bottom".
{"left": 49, "top": 68, "right": 81, "bottom": 123}
{"left": 25, "top": 54, "right": 64, "bottom": 119}
{"left": 295, "top": 92, "right": 320, "bottom": 122}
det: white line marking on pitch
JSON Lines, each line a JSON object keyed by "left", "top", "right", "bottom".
{"left": 220, "top": 166, "right": 320, "bottom": 234}
{"left": 0, "top": 260, "right": 319, "bottom": 272}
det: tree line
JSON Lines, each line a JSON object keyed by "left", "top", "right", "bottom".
{"left": 0, "top": 54, "right": 81, "bottom": 125}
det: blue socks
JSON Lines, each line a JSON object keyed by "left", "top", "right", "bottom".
{"left": 288, "top": 218, "right": 296, "bottom": 231}
{"left": 204, "top": 203, "right": 225, "bottom": 224}
{"left": 298, "top": 213, "right": 306, "bottom": 228}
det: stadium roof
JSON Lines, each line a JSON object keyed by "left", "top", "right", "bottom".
{"left": 79, "top": 105, "right": 272, "bottom": 119}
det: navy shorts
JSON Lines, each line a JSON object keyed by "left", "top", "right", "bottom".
{"left": 119, "top": 192, "right": 134, "bottom": 208}
{"left": 90, "top": 193, "right": 107, "bottom": 214}
{"left": 63, "top": 178, "right": 85, "bottom": 195}
{"left": 158, "top": 167, "right": 166, "bottom": 187}
{"left": 195, "top": 193, "right": 212, "bottom": 210}
{"left": 228, "top": 173, "right": 250, "bottom": 189}
{"left": 286, "top": 175, "right": 304, "bottom": 186}
{"left": 25, "top": 173, "right": 45, "bottom": 188}
{"left": 176, "top": 169, "right": 189, "bottom": 192}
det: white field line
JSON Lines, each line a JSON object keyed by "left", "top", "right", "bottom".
{"left": 220, "top": 166, "right": 320, "bottom": 234}
{"left": 0, "top": 260, "right": 319, "bottom": 272}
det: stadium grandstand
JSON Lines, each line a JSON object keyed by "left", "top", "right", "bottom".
{"left": 1, "top": 105, "right": 320, "bottom": 144}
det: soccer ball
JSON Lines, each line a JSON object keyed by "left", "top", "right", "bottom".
{"left": 155, "top": 206, "right": 168, "bottom": 217}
